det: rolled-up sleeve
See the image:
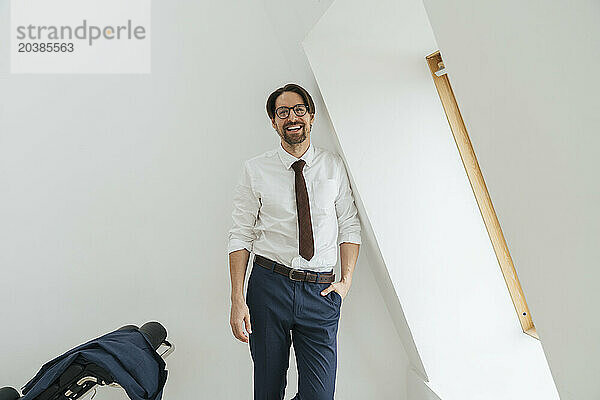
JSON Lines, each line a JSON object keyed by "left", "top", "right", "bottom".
{"left": 334, "top": 155, "right": 361, "bottom": 245}
{"left": 228, "top": 160, "right": 260, "bottom": 254}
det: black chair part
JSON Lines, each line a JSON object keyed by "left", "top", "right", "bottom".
{"left": 0, "top": 387, "right": 20, "bottom": 400}
{"left": 139, "top": 322, "right": 167, "bottom": 350}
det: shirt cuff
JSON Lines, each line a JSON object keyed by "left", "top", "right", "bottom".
{"left": 228, "top": 239, "right": 252, "bottom": 254}
{"left": 338, "top": 232, "right": 362, "bottom": 246}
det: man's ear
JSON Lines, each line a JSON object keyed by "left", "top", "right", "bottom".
{"left": 271, "top": 118, "right": 277, "bottom": 129}
{"left": 310, "top": 113, "right": 315, "bottom": 125}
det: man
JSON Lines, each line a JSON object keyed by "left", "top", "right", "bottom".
{"left": 228, "top": 83, "right": 361, "bottom": 400}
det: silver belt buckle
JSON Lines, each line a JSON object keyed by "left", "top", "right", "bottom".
{"left": 288, "top": 268, "right": 304, "bottom": 281}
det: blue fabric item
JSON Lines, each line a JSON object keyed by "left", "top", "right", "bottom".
{"left": 247, "top": 259, "right": 341, "bottom": 400}
{"left": 20, "top": 327, "right": 168, "bottom": 400}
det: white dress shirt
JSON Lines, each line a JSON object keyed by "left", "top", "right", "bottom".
{"left": 228, "top": 141, "right": 361, "bottom": 273}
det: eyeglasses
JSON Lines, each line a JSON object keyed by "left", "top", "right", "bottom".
{"left": 275, "top": 104, "right": 308, "bottom": 119}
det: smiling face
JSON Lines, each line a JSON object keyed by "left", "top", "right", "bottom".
{"left": 271, "top": 91, "right": 315, "bottom": 146}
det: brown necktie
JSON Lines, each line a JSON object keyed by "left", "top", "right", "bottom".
{"left": 291, "top": 160, "right": 314, "bottom": 261}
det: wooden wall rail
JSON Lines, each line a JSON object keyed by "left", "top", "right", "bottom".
{"left": 426, "top": 50, "right": 537, "bottom": 339}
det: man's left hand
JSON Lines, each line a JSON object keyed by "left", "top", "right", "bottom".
{"left": 320, "top": 280, "right": 350, "bottom": 301}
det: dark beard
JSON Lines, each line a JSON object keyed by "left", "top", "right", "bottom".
{"left": 281, "top": 125, "right": 307, "bottom": 145}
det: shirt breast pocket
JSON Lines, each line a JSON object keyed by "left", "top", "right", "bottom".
{"left": 312, "top": 179, "right": 337, "bottom": 211}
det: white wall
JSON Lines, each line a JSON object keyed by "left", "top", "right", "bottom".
{"left": 0, "top": 0, "right": 410, "bottom": 399}
{"left": 407, "top": 368, "right": 440, "bottom": 400}
{"left": 422, "top": 1, "right": 600, "bottom": 398}
{"left": 304, "top": 0, "right": 558, "bottom": 398}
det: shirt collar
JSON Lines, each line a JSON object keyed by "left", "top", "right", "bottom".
{"left": 277, "top": 141, "right": 315, "bottom": 170}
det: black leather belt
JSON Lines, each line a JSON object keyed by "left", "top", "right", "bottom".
{"left": 254, "top": 254, "right": 335, "bottom": 283}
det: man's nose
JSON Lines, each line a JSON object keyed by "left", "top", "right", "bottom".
{"left": 287, "top": 110, "right": 300, "bottom": 122}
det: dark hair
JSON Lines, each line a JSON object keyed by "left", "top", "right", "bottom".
{"left": 266, "top": 83, "right": 315, "bottom": 121}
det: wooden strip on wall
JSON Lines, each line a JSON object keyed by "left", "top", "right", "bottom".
{"left": 425, "top": 50, "right": 537, "bottom": 339}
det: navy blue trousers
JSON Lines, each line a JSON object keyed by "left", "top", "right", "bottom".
{"left": 246, "top": 259, "right": 342, "bottom": 400}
